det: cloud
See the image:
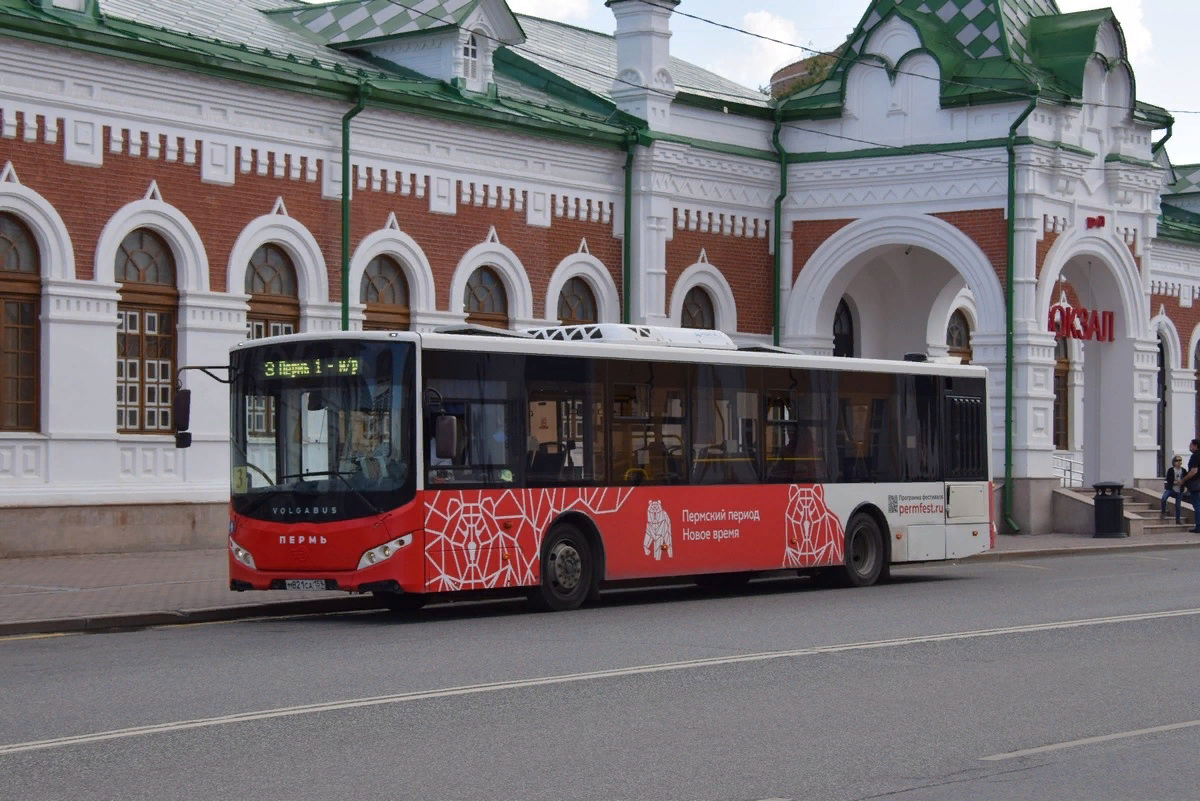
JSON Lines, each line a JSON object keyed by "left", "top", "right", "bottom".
{"left": 705, "top": 10, "right": 801, "bottom": 90}
{"left": 506, "top": 0, "right": 593, "bottom": 23}
{"left": 1055, "top": 0, "right": 1151, "bottom": 63}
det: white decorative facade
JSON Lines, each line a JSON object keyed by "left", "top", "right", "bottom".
{"left": 1, "top": 0, "right": 1199, "bottom": 553}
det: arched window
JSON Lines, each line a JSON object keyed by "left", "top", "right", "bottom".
{"left": 245, "top": 243, "right": 299, "bottom": 340}
{"left": 681, "top": 286, "right": 715, "bottom": 330}
{"left": 946, "top": 309, "right": 972, "bottom": 363}
{"left": 463, "top": 34, "right": 479, "bottom": 81}
{"left": 0, "top": 212, "right": 40, "bottom": 431}
{"left": 360, "top": 254, "right": 410, "bottom": 331}
{"left": 833, "top": 298, "right": 854, "bottom": 358}
{"left": 1053, "top": 338, "right": 1070, "bottom": 450}
{"left": 557, "top": 276, "right": 597, "bottom": 324}
{"left": 464, "top": 266, "right": 508, "bottom": 329}
{"left": 116, "top": 228, "right": 178, "bottom": 433}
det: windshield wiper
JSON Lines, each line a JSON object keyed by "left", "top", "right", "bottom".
{"left": 276, "top": 470, "right": 383, "bottom": 517}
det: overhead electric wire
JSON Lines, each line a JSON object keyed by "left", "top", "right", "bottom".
{"left": 369, "top": 0, "right": 1167, "bottom": 174}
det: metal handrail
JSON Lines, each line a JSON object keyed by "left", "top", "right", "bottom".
{"left": 1052, "top": 453, "right": 1084, "bottom": 488}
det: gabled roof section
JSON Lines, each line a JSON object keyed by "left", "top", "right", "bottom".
{"left": 267, "top": 0, "right": 476, "bottom": 46}
{"left": 1028, "top": 8, "right": 1123, "bottom": 97}
{"left": 265, "top": 0, "right": 523, "bottom": 48}
{"left": 780, "top": 0, "right": 1060, "bottom": 117}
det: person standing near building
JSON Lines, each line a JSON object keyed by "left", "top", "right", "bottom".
{"left": 1161, "top": 455, "right": 1186, "bottom": 523}
{"left": 1182, "top": 440, "right": 1200, "bottom": 533}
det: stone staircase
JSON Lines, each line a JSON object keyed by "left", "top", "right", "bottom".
{"left": 1051, "top": 483, "right": 1196, "bottom": 536}
{"left": 1122, "top": 490, "right": 1194, "bottom": 535}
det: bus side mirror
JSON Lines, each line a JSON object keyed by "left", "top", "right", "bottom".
{"left": 435, "top": 415, "right": 458, "bottom": 461}
{"left": 174, "top": 389, "right": 192, "bottom": 449}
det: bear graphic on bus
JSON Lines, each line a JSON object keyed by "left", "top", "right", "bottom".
{"left": 643, "top": 499, "right": 673, "bottom": 560}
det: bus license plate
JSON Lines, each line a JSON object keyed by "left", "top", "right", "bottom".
{"left": 284, "top": 579, "right": 328, "bottom": 591}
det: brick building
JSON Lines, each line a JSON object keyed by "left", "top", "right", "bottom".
{"left": 1, "top": 0, "right": 1198, "bottom": 552}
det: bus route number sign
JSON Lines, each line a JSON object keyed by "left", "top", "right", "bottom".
{"left": 261, "top": 358, "right": 361, "bottom": 379}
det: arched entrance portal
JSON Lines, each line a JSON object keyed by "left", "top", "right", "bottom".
{"left": 1038, "top": 234, "right": 1155, "bottom": 488}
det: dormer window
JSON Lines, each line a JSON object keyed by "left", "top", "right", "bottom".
{"left": 463, "top": 34, "right": 479, "bottom": 82}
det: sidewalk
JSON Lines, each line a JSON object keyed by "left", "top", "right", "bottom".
{"left": 2, "top": 531, "right": 1198, "bottom": 636}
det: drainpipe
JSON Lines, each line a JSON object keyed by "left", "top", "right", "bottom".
{"left": 1004, "top": 91, "right": 1039, "bottom": 534}
{"left": 341, "top": 82, "right": 370, "bottom": 331}
{"left": 771, "top": 107, "right": 787, "bottom": 347}
{"left": 622, "top": 129, "right": 636, "bottom": 325}
{"left": 1152, "top": 123, "right": 1173, "bottom": 156}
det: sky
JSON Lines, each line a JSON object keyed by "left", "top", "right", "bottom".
{"left": 507, "top": 0, "right": 1200, "bottom": 165}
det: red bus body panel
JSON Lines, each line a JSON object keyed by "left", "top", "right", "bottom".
{"left": 229, "top": 484, "right": 849, "bottom": 593}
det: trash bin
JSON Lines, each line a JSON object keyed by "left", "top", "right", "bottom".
{"left": 1093, "top": 482, "right": 1127, "bottom": 538}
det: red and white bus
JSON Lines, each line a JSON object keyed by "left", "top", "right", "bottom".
{"left": 176, "top": 324, "right": 993, "bottom": 612}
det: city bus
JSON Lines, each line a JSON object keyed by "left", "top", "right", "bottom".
{"left": 174, "top": 324, "right": 994, "bottom": 612}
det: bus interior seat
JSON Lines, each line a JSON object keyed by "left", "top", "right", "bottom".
{"left": 529, "top": 442, "right": 564, "bottom": 475}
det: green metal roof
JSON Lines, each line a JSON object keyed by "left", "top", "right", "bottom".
{"left": 779, "top": 0, "right": 1171, "bottom": 128}
{"left": 1159, "top": 202, "right": 1200, "bottom": 245}
{"left": 1167, "top": 164, "right": 1200, "bottom": 196}
{"left": 0, "top": 0, "right": 633, "bottom": 146}
{"left": 266, "top": 0, "right": 481, "bottom": 45}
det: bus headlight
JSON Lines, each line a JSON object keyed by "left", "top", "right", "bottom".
{"left": 229, "top": 537, "right": 256, "bottom": 569}
{"left": 357, "top": 534, "right": 414, "bottom": 570}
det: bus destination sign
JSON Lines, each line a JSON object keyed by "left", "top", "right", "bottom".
{"left": 261, "top": 357, "right": 361, "bottom": 379}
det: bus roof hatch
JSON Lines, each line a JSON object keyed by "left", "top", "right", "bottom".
{"left": 524, "top": 324, "right": 736, "bottom": 350}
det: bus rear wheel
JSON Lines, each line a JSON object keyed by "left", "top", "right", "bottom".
{"left": 529, "top": 524, "right": 592, "bottom": 612}
{"left": 841, "top": 513, "right": 885, "bottom": 587}
{"left": 374, "top": 591, "right": 428, "bottom": 613}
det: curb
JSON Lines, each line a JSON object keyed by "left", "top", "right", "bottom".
{"left": 0, "top": 595, "right": 379, "bottom": 637}
{"left": 963, "top": 539, "right": 1200, "bottom": 563}
{"left": 4, "top": 540, "right": 1199, "bottom": 637}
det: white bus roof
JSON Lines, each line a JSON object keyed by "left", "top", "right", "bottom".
{"left": 233, "top": 327, "right": 988, "bottom": 379}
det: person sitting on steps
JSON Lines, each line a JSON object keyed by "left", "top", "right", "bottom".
{"left": 1161, "top": 454, "right": 1186, "bottom": 524}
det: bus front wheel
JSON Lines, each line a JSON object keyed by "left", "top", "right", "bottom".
{"left": 529, "top": 524, "right": 592, "bottom": 612}
{"left": 841, "top": 513, "right": 885, "bottom": 587}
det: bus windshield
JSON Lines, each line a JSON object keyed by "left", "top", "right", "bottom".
{"left": 229, "top": 340, "right": 415, "bottom": 523}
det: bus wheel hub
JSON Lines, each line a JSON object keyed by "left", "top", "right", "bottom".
{"left": 550, "top": 543, "right": 582, "bottom": 591}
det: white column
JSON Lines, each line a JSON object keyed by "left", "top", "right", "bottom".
{"left": 1168, "top": 367, "right": 1195, "bottom": 464}
{"left": 628, "top": 149, "right": 672, "bottom": 325}
{"left": 176, "top": 291, "right": 248, "bottom": 497}
{"left": 1082, "top": 336, "right": 1159, "bottom": 485}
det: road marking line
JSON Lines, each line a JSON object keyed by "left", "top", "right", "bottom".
{"left": 0, "top": 632, "right": 73, "bottom": 643}
{"left": 1126, "top": 554, "right": 1172, "bottom": 562}
{"left": 3, "top": 607, "right": 1199, "bottom": 757}
{"left": 982, "top": 718, "right": 1200, "bottom": 761}
{"left": 1000, "top": 562, "right": 1051, "bottom": 570}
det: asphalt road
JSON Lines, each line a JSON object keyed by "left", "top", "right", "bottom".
{"left": 2, "top": 550, "right": 1200, "bottom": 801}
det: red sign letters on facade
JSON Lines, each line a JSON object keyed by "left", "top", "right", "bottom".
{"left": 1047, "top": 304, "right": 1114, "bottom": 342}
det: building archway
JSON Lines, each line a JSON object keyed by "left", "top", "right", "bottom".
{"left": 783, "top": 214, "right": 1006, "bottom": 354}
{"left": 1038, "top": 231, "right": 1156, "bottom": 485}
